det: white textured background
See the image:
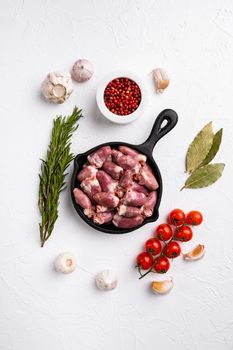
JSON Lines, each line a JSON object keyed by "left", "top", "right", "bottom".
{"left": 1, "top": 1, "right": 233, "bottom": 349}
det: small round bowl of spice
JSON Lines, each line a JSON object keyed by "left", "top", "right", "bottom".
{"left": 96, "top": 71, "right": 148, "bottom": 124}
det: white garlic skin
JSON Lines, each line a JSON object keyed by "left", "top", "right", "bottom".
{"left": 54, "top": 252, "right": 76, "bottom": 274}
{"left": 153, "top": 68, "right": 170, "bottom": 93}
{"left": 183, "top": 244, "right": 205, "bottom": 261}
{"left": 41, "top": 71, "right": 73, "bottom": 103}
{"left": 71, "top": 59, "right": 93, "bottom": 82}
{"left": 95, "top": 270, "right": 118, "bottom": 291}
{"left": 151, "top": 277, "right": 174, "bottom": 295}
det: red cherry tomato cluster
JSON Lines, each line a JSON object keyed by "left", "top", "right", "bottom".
{"left": 136, "top": 209, "right": 203, "bottom": 278}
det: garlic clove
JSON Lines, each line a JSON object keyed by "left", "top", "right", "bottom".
{"left": 153, "top": 68, "right": 170, "bottom": 93}
{"left": 41, "top": 71, "right": 73, "bottom": 103}
{"left": 54, "top": 252, "right": 76, "bottom": 274}
{"left": 151, "top": 277, "right": 174, "bottom": 295}
{"left": 53, "top": 84, "right": 66, "bottom": 98}
{"left": 71, "top": 59, "right": 94, "bottom": 82}
{"left": 95, "top": 270, "right": 118, "bottom": 291}
{"left": 183, "top": 244, "right": 205, "bottom": 261}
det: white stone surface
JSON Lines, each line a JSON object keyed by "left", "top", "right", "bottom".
{"left": 1, "top": 1, "right": 233, "bottom": 349}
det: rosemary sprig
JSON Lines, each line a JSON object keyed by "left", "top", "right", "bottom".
{"left": 39, "top": 106, "right": 83, "bottom": 247}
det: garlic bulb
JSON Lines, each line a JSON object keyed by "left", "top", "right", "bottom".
{"left": 183, "top": 244, "right": 205, "bottom": 261}
{"left": 95, "top": 270, "right": 118, "bottom": 291}
{"left": 54, "top": 252, "right": 76, "bottom": 274}
{"left": 71, "top": 59, "right": 93, "bottom": 82}
{"left": 41, "top": 71, "right": 73, "bottom": 103}
{"left": 151, "top": 277, "right": 174, "bottom": 295}
{"left": 153, "top": 68, "right": 170, "bottom": 93}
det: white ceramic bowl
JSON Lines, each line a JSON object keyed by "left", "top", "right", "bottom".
{"left": 96, "top": 70, "right": 148, "bottom": 124}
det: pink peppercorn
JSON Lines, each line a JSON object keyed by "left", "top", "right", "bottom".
{"left": 104, "top": 78, "right": 141, "bottom": 116}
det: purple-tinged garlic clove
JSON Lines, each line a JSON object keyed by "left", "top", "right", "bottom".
{"left": 95, "top": 270, "right": 118, "bottom": 291}
{"left": 183, "top": 244, "right": 205, "bottom": 261}
{"left": 41, "top": 71, "right": 73, "bottom": 103}
{"left": 153, "top": 68, "right": 170, "bottom": 93}
{"left": 151, "top": 277, "right": 174, "bottom": 295}
{"left": 54, "top": 252, "right": 76, "bottom": 274}
{"left": 71, "top": 59, "right": 94, "bottom": 82}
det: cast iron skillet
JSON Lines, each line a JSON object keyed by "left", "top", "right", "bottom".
{"left": 71, "top": 109, "right": 178, "bottom": 234}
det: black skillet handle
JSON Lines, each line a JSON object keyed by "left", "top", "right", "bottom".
{"left": 139, "top": 109, "right": 178, "bottom": 154}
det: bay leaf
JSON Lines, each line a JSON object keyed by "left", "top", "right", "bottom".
{"left": 201, "top": 128, "right": 223, "bottom": 166}
{"left": 182, "top": 163, "right": 225, "bottom": 189}
{"left": 186, "top": 122, "right": 214, "bottom": 173}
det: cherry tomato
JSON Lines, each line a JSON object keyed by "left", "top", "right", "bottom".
{"left": 136, "top": 252, "right": 153, "bottom": 270}
{"left": 164, "top": 241, "right": 181, "bottom": 258}
{"left": 175, "top": 225, "right": 193, "bottom": 242}
{"left": 145, "top": 238, "right": 162, "bottom": 256}
{"left": 186, "top": 211, "right": 203, "bottom": 226}
{"left": 154, "top": 256, "right": 170, "bottom": 273}
{"left": 168, "top": 209, "right": 185, "bottom": 227}
{"left": 156, "top": 223, "right": 173, "bottom": 241}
